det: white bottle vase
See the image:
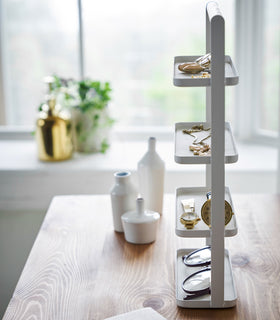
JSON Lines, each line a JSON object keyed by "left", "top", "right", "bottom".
{"left": 122, "top": 198, "right": 160, "bottom": 244}
{"left": 137, "top": 137, "right": 165, "bottom": 214}
{"left": 110, "top": 171, "right": 137, "bottom": 232}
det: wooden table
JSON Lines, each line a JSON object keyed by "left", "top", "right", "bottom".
{"left": 3, "top": 194, "right": 280, "bottom": 320}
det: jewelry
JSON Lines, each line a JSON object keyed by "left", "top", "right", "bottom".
{"left": 201, "top": 191, "right": 234, "bottom": 227}
{"left": 178, "top": 62, "right": 205, "bottom": 74}
{"left": 180, "top": 198, "right": 201, "bottom": 229}
{"left": 178, "top": 53, "right": 211, "bottom": 74}
{"left": 189, "top": 144, "right": 210, "bottom": 156}
{"left": 195, "top": 53, "right": 211, "bottom": 68}
{"left": 182, "top": 124, "right": 211, "bottom": 156}
{"left": 191, "top": 72, "right": 211, "bottom": 79}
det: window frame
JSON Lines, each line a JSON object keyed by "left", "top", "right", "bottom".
{"left": 235, "top": 0, "right": 279, "bottom": 146}
{"left": 0, "top": 0, "right": 6, "bottom": 125}
{"left": 0, "top": 0, "right": 279, "bottom": 146}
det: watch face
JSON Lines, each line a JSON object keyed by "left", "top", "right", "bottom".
{"left": 201, "top": 200, "right": 233, "bottom": 226}
{"left": 224, "top": 202, "right": 233, "bottom": 225}
{"left": 201, "top": 202, "right": 211, "bottom": 225}
{"left": 180, "top": 211, "right": 200, "bottom": 229}
{"left": 182, "top": 212, "right": 196, "bottom": 221}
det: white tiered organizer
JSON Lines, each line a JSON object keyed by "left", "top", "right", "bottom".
{"left": 173, "top": 2, "right": 239, "bottom": 308}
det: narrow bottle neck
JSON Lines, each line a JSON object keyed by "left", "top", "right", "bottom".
{"left": 115, "top": 171, "right": 131, "bottom": 184}
{"left": 148, "top": 137, "right": 156, "bottom": 152}
{"left": 136, "top": 198, "right": 144, "bottom": 215}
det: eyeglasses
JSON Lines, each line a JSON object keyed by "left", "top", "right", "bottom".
{"left": 182, "top": 267, "right": 211, "bottom": 300}
{"left": 182, "top": 246, "right": 211, "bottom": 267}
{"left": 181, "top": 246, "right": 211, "bottom": 300}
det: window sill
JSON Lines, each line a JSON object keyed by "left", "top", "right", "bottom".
{"left": 0, "top": 138, "right": 277, "bottom": 211}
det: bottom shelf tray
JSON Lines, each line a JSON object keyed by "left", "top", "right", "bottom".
{"left": 176, "top": 248, "right": 237, "bottom": 308}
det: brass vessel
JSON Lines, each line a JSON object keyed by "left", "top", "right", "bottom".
{"left": 36, "top": 78, "right": 73, "bottom": 161}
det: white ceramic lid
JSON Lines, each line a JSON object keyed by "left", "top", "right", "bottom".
{"left": 122, "top": 198, "right": 160, "bottom": 224}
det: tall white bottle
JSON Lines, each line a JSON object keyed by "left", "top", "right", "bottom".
{"left": 137, "top": 137, "right": 165, "bottom": 214}
{"left": 110, "top": 171, "right": 137, "bottom": 232}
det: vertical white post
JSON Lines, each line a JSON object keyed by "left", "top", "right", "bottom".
{"left": 206, "top": 6, "right": 211, "bottom": 189}
{"left": 278, "top": 138, "right": 280, "bottom": 193}
{"left": 78, "top": 0, "right": 85, "bottom": 80}
{"left": 278, "top": 68, "right": 280, "bottom": 192}
{"left": 207, "top": 2, "right": 225, "bottom": 308}
{"left": 205, "top": 6, "right": 211, "bottom": 247}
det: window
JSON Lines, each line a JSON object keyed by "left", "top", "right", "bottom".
{"left": 1, "top": 0, "right": 278, "bottom": 142}
{"left": 83, "top": 0, "right": 235, "bottom": 127}
{"left": 0, "top": 0, "right": 79, "bottom": 125}
{"left": 235, "top": 0, "right": 280, "bottom": 143}
{"left": 258, "top": 0, "right": 280, "bottom": 135}
{"left": 0, "top": 0, "right": 235, "bottom": 128}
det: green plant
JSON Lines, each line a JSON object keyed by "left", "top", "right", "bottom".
{"left": 41, "top": 75, "right": 112, "bottom": 112}
{"left": 40, "top": 75, "right": 114, "bottom": 153}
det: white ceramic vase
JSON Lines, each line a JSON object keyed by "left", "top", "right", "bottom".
{"left": 137, "top": 137, "right": 165, "bottom": 214}
{"left": 110, "top": 171, "right": 137, "bottom": 232}
{"left": 121, "top": 198, "right": 160, "bottom": 244}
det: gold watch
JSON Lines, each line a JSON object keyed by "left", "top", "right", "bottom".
{"left": 180, "top": 198, "right": 201, "bottom": 229}
{"left": 201, "top": 192, "right": 234, "bottom": 227}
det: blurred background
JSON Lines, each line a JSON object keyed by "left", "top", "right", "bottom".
{"left": 1, "top": 0, "right": 279, "bottom": 135}
{"left": 1, "top": 0, "right": 235, "bottom": 126}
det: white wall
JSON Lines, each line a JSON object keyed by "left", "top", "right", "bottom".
{"left": 0, "top": 210, "right": 46, "bottom": 318}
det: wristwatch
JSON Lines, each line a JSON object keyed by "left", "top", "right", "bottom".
{"left": 201, "top": 191, "right": 234, "bottom": 227}
{"left": 180, "top": 198, "right": 201, "bottom": 229}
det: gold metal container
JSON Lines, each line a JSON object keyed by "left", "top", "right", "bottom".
{"left": 36, "top": 80, "right": 73, "bottom": 161}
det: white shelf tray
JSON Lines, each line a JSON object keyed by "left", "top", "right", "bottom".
{"left": 173, "top": 55, "right": 239, "bottom": 87}
{"left": 175, "top": 187, "right": 237, "bottom": 238}
{"left": 174, "top": 122, "right": 238, "bottom": 164}
{"left": 176, "top": 248, "right": 237, "bottom": 308}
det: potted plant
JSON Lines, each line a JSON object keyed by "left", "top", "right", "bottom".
{"left": 47, "top": 76, "right": 114, "bottom": 153}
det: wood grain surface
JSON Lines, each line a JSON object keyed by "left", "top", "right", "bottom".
{"left": 3, "top": 194, "right": 280, "bottom": 320}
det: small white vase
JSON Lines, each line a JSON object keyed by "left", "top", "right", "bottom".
{"left": 122, "top": 198, "right": 160, "bottom": 244}
{"left": 110, "top": 171, "right": 137, "bottom": 232}
{"left": 137, "top": 137, "right": 165, "bottom": 214}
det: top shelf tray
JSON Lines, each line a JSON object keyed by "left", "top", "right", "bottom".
{"left": 173, "top": 55, "right": 239, "bottom": 87}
